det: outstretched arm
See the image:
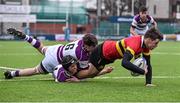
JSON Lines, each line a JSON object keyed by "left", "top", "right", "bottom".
{"left": 65, "top": 76, "right": 80, "bottom": 82}
{"left": 151, "top": 18, "right": 157, "bottom": 29}
{"left": 76, "top": 63, "right": 100, "bottom": 79}
{"left": 96, "top": 66, "right": 113, "bottom": 76}
{"left": 143, "top": 54, "right": 155, "bottom": 87}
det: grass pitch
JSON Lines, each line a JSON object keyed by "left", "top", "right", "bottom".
{"left": 0, "top": 41, "right": 180, "bottom": 102}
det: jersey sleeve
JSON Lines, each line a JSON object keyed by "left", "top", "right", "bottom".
{"left": 125, "top": 40, "right": 139, "bottom": 56}
{"left": 53, "top": 66, "right": 71, "bottom": 82}
{"left": 124, "top": 36, "right": 143, "bottom": 56}
{"left": 131, "top": 17, "right": 137, "bottom": 28}
{"left": 122, "top": 50, "right": 145, "bottom": 74}
{"left": 57, "top": 71, "right": 70, "bottom": 82}
{"left": 149, "top": 16, "right": 155, "bottom": 24}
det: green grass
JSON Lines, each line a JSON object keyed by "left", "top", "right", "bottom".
{"left": 0, "top": 41, "right": 180, "bottom": 102}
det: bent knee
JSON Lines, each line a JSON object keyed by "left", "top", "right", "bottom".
{"left": 34, "top": 66, "right": 45, "bottom": 74}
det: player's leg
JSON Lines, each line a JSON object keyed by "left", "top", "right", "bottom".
{"left": 4, "top": 42, "right": 60, "bottom": 79}
{"left": 4, "top": 64, "right": 48, "bottom": 79}
{"left": 7, "top": 28, "right": 47, "bottom": 55}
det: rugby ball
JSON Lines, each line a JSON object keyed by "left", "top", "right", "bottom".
{"left": 131, "top": 57, "right": 147, "bottom": 76}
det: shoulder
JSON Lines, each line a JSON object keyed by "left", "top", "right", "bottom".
{"left": 146, "top": 15, "right": 154, "bottom": 21}
{"left": 125, "top": 36, "right": 141, "bottom": 42}
{"left": 54, "top": 65, "right": 72, "bottom": 82}
{"left": 68, "top": 39, "right": 82, "bottom": 45}
{"left": 124, "top": 36, "right": 142, "bottom": 48}
{"left": 133, "top": 15, "right": 140, "bottom": 22}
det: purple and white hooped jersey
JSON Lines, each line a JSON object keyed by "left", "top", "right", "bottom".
{"left": 131, "top": 15, "right": 155, "bottom": 31}
{"left": 53, "top": 65, "right": 72, "bottom": 82}
{"left": 57, "top": 40, "right": 89, "bottom": 70}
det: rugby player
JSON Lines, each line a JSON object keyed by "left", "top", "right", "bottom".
{"left": 4, "top": 28, "right": 112, "bottom": 80}
{"left": 76, "top": 27, "right": 163, "bottom": 86}
{"left": 130, "top": 6, "right": 157, "bottom": 36}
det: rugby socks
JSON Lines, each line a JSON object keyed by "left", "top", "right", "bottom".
{"left": 10, "top": 70, "right": 19, "bottom": 77}
{"left": 24, "top": 35, "right": 41, "bottom": 48}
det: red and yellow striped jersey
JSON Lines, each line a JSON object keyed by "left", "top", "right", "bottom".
{"left": 102, "top": 36, "right": 150, "bottom": 61}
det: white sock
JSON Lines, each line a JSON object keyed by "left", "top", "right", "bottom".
{"left": 10, "top": 71, "right": 16, "bottom": 77}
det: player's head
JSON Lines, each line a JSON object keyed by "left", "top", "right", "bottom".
{"left": 139, "top": 6, "right": 148, "bottom": 21}
{"left": 61, "top": 55, "right": 78, "bottom": 75}
{"left": 82, "top": 33, "right": 98, "bottom": 53}
{"left": 144, "top": 27, "right": 163, "bottom": 50}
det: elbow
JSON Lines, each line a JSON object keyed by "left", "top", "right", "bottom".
{"left": 121, "top": 59, "right": 128, "bottom": 68}
{"left": 130, "top": 28, "right": 133, "bottom": 34}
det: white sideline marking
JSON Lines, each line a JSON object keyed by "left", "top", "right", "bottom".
{"left": 95, "top": 76, "right": 180, "bottom": 79}
{"left": 153, "top": 52, "right": 180, "bottom": 56}
{"left": 0, "top": 53, "right": 38, "bottom": 56}
{"left": 1, "top": 66, "right": 180, "bottom": 82}
{"left": 0, "top": 66, "right": 18, "bottom": 70}
{"left": 0, "top": 78, "right": 53, "bottom": 82}
{"left": 0, "top": 76, "right": 180, "bottom": 82}
{"left": 0, "top": 52, "right": 180, "bottom": 56}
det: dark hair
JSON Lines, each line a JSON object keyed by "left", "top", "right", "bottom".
{"left": 139, "top": 6, "right": 148, "bottom": 12}
{"left": 144, "top": 27, "right": 163, "bottom": 41}
{"left": 61, "top": 55, "right": 77, "bottom": 71}
{"left": 83, "top": 33, "right": 98, "bottom": 47}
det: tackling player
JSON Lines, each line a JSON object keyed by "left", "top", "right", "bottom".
{"left": 53, "top": 55, "right": 79, "bottom": 82}
{"left": 130, "top": 6, "right": 157, "bottom": 36}
{"left": 4, "top": 28, "right": 112, "bottom": 80}
{"left": 76, "top": 27, "right": 163, "bottom": 86}
{"left": 53, "top": 55, "right": 113, "bottom": 82}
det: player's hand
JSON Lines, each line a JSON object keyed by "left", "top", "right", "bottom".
{"left": 145, "top": 84, "right": 156, "bottom": 87}
{"left": 96, "top": 66, "right": 113, "bottom": 76}
{"left": 66, "top": 76, "right": 80, "bottom": 82}
{"left": 105, "top": 66, "right": 113, "bottom": 73}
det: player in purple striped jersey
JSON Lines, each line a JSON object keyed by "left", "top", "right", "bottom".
{"left": 130, "top": 6, "right": 157, "bottom": 36}
{"left": 52, "top": 54, "right": 113, "bottom": 82}
{"left": 4, "top": 28, "right": 113, "bottom": 81}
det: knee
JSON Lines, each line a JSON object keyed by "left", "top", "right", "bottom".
{"left": 39, "top": 46, "right": 47, "bottom": 55}
{"left": 34, "top": 67, "right": 43, "bottom": 74}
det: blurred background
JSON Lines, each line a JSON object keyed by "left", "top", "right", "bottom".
{"left": 0, "top": 0, "right": 180, "bottom": 41}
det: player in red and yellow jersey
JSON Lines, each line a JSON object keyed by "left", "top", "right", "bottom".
{"left": 76, "top": 27, "right": 163, "bottom": 86}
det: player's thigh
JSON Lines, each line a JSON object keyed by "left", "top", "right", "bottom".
{"left": 89, "top": 44, "right": 105, "bottom": 71}
{"left": 42, "top": 45, "right": 60, "bottom": 73}
{"left": 35, "top": 64, "right": 47, "bottom": 74}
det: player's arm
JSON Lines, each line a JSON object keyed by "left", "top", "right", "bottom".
{"left": 75, "top": 63, "right": 99, "bottom": 79}
{"left": 143, "top": 54, "right": 153, "bottom": 85}
{"left": 150, "top": 16, "right": 157, "bottom": 28}
{"left": 152, "top": 20, "right": 157, "bottom": 29}
{"left": 152, "top": 20, "right": 157, "bottom": 28}
{"left": 54, "top": 68, "right": 80, "bottom": 83}
{"left": 130, "top": 18, "right": 138, "bottom": 36}
{"left": 130, "top": 26, "right": 138, "bottom": 36}
{"left": 96, "top": 66, "right": 113, "bottom": 76}
{"left": 65, "top": 76, "right": 80, "bottom": 82}
{"left": 121, "top": 50, "right": 147, "bottom": 75}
